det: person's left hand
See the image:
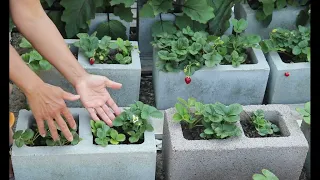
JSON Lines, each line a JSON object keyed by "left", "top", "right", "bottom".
{"left": 75, "top": 74, "right": 122, "bottom": 127}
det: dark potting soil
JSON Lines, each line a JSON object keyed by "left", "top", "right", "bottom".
{"left": 181, "top": 122, "right": 205, "bottom": 140}
{"left": 240, "top": 120, "right": 281, "bottom": 138}
{"left": 279, "top": 52, "right": 296, "bottom": 63}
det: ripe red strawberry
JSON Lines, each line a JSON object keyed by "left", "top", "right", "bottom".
{"left": 284, "top": 72, "right": 290, "bottom": 77}
{"left": 185, "top": 76, "right": 191, "bottom": 84}
{"left": 89, "top": 58, "right": 95, "bottom": 65}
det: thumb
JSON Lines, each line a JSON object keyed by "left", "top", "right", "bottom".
{"left": 62, "top": 91, "right": 81, "bottom": 101}
{"left": 104, "top": 77, "right": 122, "bottom": 90}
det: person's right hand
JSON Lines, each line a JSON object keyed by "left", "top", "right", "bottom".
{"left": 25, "top": 82, "right": 80, "bottom": 142}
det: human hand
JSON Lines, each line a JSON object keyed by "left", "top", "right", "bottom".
{"left": 25, "top": 83, "right": 80, "bottom": 141}
{"left": 75, "top": 74, "right": 122, "bottom": 127}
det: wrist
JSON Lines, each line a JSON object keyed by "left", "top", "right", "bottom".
{"left": 72, "top": 70, "right": 90, "bottom": 88}
{"left": 21, "top": 78, "right": 45, "bottom": 97}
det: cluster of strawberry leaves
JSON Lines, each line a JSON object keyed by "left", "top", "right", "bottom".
{"left": 250, "top": 109, "right": 280, "bottom": 136}
{"left": 260, "top": 25, "right": 310, "bottom": 62}
{"left": 74, "top": 32, "right": 136, "bottom": 65}
{"left": 152, "top": 19, "right": 261, "bottom": 84}
{"left": 252, "top": 169, "right": 279, "bottom": 180}
{"left": 296, "top": 101, "right": 310, "bottom": 125}
{"left": 14, "top": 121, "right": 81, "bottom": 147}
{"left": 19, "top": 38, "right": 52, "bottom": 72}
{"left": 173, "top": 97, "right": 243, "bottom": 139}
{"left": 91, "top": 101, "right": 163, "bottom": 147}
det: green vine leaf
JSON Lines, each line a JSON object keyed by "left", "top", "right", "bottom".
{"left": 114, "top": 4, "right": 134, "bottom": 22}
{"left": 182, "top": 0, "right": 215, "bottom": 24}
{"left": 139, "top": 2, "right": 155, "bottom": 18}
{"left": 110, "top": 0, "right": 135, "bottom": 7}
{"left": 96, "top": 20, "right": 127, "bottom": 40}
{"left": 175, "top": 14, "right": 206, "bottom": 32}
{"left": 150, "top": 0, "right": 173, "bottom": 16}
{"left": 151, "top": 21, "right": 177, "bottom": 37}
{"left": 60, "top": 0, "right": 97, "bottom": 38}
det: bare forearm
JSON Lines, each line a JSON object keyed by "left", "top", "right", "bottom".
{"left": 9, "top": 44, "right": 44, "bottom": 95}
{"left": 9, "top": 0, "right": 88, "bottom": 87}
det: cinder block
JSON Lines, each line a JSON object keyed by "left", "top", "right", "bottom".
{"left": 12, "top": 108, "right": 156, "bottom": 180}
{"left": 301, "top": 121, "right": 310, "bottom": 179}
{"left": 37, "top": 39, "right": 81, "bottom": 107}
{"left": 264, "top": 52, "right": 310, "bottom": 104}
{"left": 153, "top": 48, "right": 270, "bottom": 110}
{"left": 234, "top": 3, "right": 306, "bottom": 39}
{"left": 163, "top": 104, "right": 308, "bottom": 180}
{"left": 88, "top": 13, "right": 131, "bottom": 40}
{"left": 138, "top": 12, "right": 234, "bottom": 63}
{"left": 77, "top": 41, "right": 141, "bottom": 107}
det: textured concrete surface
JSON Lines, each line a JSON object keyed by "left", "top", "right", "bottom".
{"left": 153, "top": 48, "right": 270, "bottom": 110}
{"left": 78, "top": 41, "right": 141, "bottom": 107}
{"left": 264, "top": 52, "right": 310, "bottom": 104}
{"left": 163, "top": 104, "right": 308, "bottom": 180}
{"left": 234, "top": 3, "right": 306, "bottom": 39}
{"left": 88, "top": 13, "right": 131, "bottom": 40}
{"left": 139, "top": 12, "right": 234, "bottom": 63}
{"left": 12, "top": 108, "right": 156, "bottom": 180}
{"left": 301, "top": 121, "right": 310, "bottom": 179}
{"left": 37, "top": 39, "right": 81, "bottom": 107}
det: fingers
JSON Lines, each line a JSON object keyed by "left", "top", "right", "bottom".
{"left": 62, "top": 91, "right": 81, "bottom": 101}
{"left": 62, "top": 108, "right": 77, "bottom": 130}
{"left": 106, "top": 97, "right": 121, "bottom": 116}
{"left": 35, "top": 117, "right": 46, "bottom": 137}
{"left": 88, "top": 108, "right": 100, "bottom": 121}
{"left": 96, "top": 107, "right": 113, "bottom": 127}
{"left": 55, "top": 114, "right": 73, "bottom": 142}
{"left": 47, "top": 118, "right": 59, "bottom": 141}
{"left": 104, "top": 77, "right": 122, "bottom": 90}
{"left": 102, "top": 104, "right": 115, "bottom": 121}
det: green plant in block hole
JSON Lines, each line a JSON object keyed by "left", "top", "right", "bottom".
{"left": 252, "top": 168, "right": 279, "bottom": 180}
{"left": 91, "top": 101, "right": 163, "bottom": 147}
{"left": 296, "top": 101, "right": 310, "bottom": 125}
{"left": 251, "top": 109, "right": 280, "bottom": 136}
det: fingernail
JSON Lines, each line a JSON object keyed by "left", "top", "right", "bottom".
{"left": 40, "top": 133, "right": 46, "bottom": 137}
{"left": 72, "top": 124, "right": 77, "bottom": 130}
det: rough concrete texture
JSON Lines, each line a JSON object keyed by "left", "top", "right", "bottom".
{"left": 301, "top": 121, "right": 310, "bottom": 179}
{"left": 234, "top": 3, "right": 306, "bottom": 39}
{"left": 77, "top": 41, "right": 141, "bottom": 107}
{"left": 12, "top": 108, "right": 156, "bottom": 180}
{"left": 149, "top": 110, "right": 164, "bottom": 139}
{"left": 162, "top": 104, "right": 308, "bottom": 180}
{"left": 138, "top": 12, "right": 234, "bottom": 63}
{"left": 153, "top": 48, "right": 270, "bottom": 110}
{"left": 88, "top": 13, "right": 131, "bottom": 40}
{"left": 37, "top": 39, "right": 81, "bottom": 107}
{"left": 264, "top": 52, "right": 310, "bottom": 104}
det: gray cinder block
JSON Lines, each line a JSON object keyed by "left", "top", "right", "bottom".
{"left": 11, "top": 108, "right": 156, "bottom": 180}
{"left": 77, "top": 41, "right": 141, "bottom": 107}
{"left": 234, "top": 3, "right": 306, "bottom": 39}
{"left": 153, "top": 48, "right": 270, "bottom": 110}
{"left": 301, "top": 121, "right": 310, "bottom": 179}
{"left": 88, "top": 13, "right": 131, "bottom": 40}
{"left": 264, "top": 52, "right": 310, "bottom": 104}
{"left": 162, "top": 104, "right": 308, "bottom": 180}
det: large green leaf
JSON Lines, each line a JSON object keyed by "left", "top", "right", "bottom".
{"left": 182, "top": 0, "right": 215, "bottom": 24}
{"left": 139, "top": 2, "right": 155, "bottom": 18}
{"left": 110, "top": 0, "right": 135, "bottom": 7}
{"left": 96, "top": 20, "right": 127, "bottom": 40}
{"left": 60, "top": 0, "right": 97, "bottom": 38}
{"left": 262, "top": 2, "right": 274, "bottom": 16}
{"left": 150, "top": 0, "right": 173, "bottom": 16}
{"left": 151, "top": 21, "right": 177, "bottom": 37}
{"left": 114, "top": 4, "right": 134, "bottom": 22}
{"left": 175, "top": 14, "right": 206, "bottom": 31}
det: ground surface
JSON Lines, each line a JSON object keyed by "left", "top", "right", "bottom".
{"left": 9, "top": 33, "right": 307, "bottom": 180}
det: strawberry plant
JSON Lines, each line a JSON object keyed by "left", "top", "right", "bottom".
{"left": 152, "top": 19, "right": 261, "bottom": 84}
{"left": 74, "top": 32, "right": 136, "bottom": 65}
{"left": 91, "top": 101, "right": 163, "bottom": 147}
{"left": 40, "top": 0, "right": 135, "bottom": 39}
{"left": 260, "top": 25, "right": 310, "bottom": 62}
{"left": 252, "top": 169, "right": 279, "bottom": 180}
{"left": 173, "top": 97, "right": 243, "bottom": 139}
{"left": 250, "top": 109, "right": 280, "bottom": 136}
{"left": 296, "top": 101, "right": 310, "bottom": 125}
{"left": 19, "top": 38, "right": 52, "bottom": 72}
{"left": 140, "top": 0, "right": 241, "bottom": 37}
{"left": 246, "top": 0, "right": 310, "bottom": 27}
{"left": 13, "top": 121, "right": 81, "bottom": 148}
